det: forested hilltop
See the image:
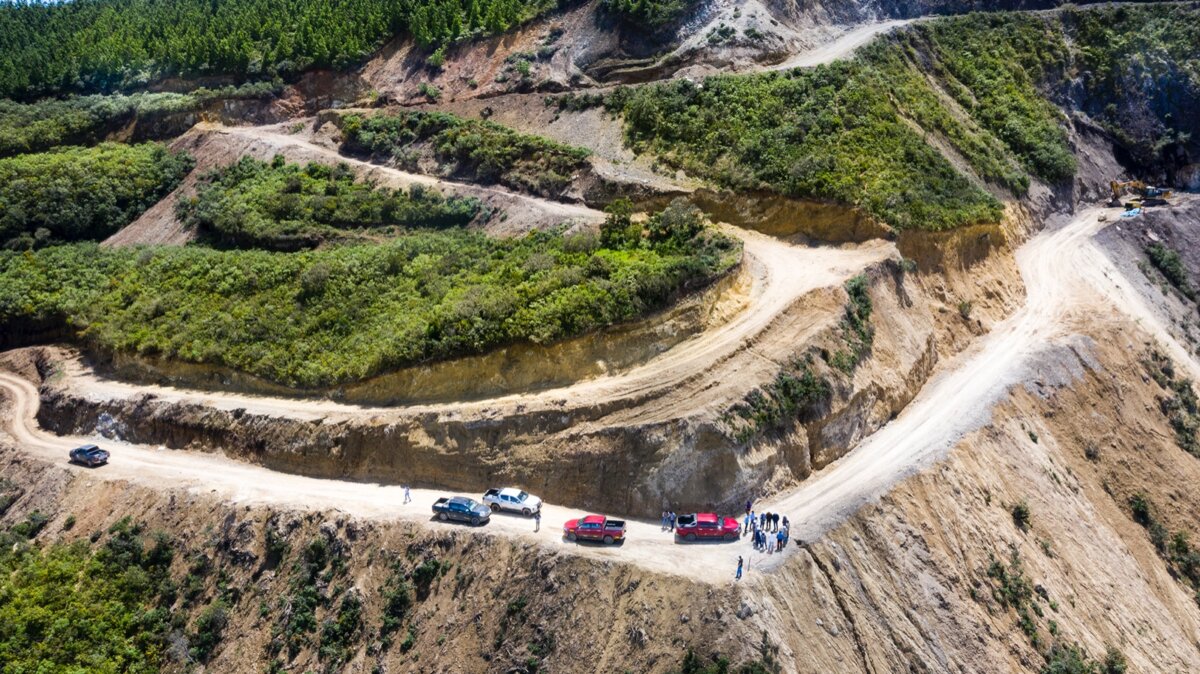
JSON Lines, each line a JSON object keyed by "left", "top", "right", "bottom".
{"left": 0, "top": 0, "right": 558, "bottom": 98}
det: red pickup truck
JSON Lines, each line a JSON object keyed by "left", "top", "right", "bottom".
{"left": 563, "top": 515, "right": 626, "bottom": 545}
{"left": 675, "top": 513, "right": 740, "bottom": 542}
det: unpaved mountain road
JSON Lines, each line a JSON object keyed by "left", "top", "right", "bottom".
{"left": 2, "top": 203, "right": 1193, "bottom": 582}
{"left": 46, "top": 228, "right": 894, "bottom": 423}
{"left": 763, "top": 20, "right": 912, "bottom": 72}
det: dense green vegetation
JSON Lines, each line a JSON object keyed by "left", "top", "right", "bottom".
{"left": 602, "top": 0, "right": 696, "bottom": 29}
{"left": 0, "top": 82, "right": 281, "bottom": 157}
{"left": 612, "top": 6, "right": 1200, "bottom": 232}
{"left": 908, "top": 14, "right": 1077, "bottom": 183}
{"left": 341, "top": 110, "right": 591, "bottom": 199}
{"left": 0, "top": 0, "right": 556, "bottom": 99}
{"left": 0, "top": 517, "right": 177, "bottom": 672}
{"left": 0, "top": 200, "right": 738, "bottom": 387}
{"left": 0, "top": 142, "right": 193, "bottom": 249}
{"left": 1062, "top": 5, "right": 1200, "bottom": 169}
{"left": 616, "top": 9, "right": 1196, "bottom": 231}
{"left": 616, "top": 54, "right": 1009, "bottom": 231}
{"left": 178, "top": 156, "right": 480, "bottom": 249}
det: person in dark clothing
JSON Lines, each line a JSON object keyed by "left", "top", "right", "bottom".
{"left": 745, "top": 500, "right": 753, "bottom": 515}
{"left": 759, "top": 511, "right": 768, "bottom": 529}
{"left": 736, "top": 556, "right": 744, "bottom": 580}
{"left": 772, "top": 513, "right": 780, "bottom": 531}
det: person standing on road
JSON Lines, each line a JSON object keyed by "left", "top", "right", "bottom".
{"left": 534, "top": 509, "right": 541, "bottom": 533}
{"left": 736, "top": 556, "right": 744, "bottom": 581}
{"left": 403, "top": 485, "right": 412, "bottom": 504}
{"left": 776, "top": 529, "right": 784, "bottom": 552}
{"left": 669, "top": 511, "right": 677, "bottom": 532}
{"left": 772, "top": 512, "right": 779, "bottom": 531}
{"left": 743, "top": 511, "right": 753, "bottom": 535}
{"left": 746, "top": 500, "right": 752, "bottom": 515}
{"left": 661, "top": 511, "right": 669, "bottom": 531}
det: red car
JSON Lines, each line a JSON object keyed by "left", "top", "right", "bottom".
{"left": 675, "top": 513, "right": 740, "bottom": 542}
{"left": 563, "top": 515, "right": 626, "bottom": 545}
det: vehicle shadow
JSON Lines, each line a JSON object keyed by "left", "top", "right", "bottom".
{"left": 428, "top": 515, "right": 489, "bottom": 527}
{"left": 672, "top": 535, "right": 744, "bottom": 545}
{"left": 561, "top": 536, "right": 626, "bottom": 547}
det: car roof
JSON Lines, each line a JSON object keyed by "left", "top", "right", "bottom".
{"left": 75, "top": 444, "right": 100, "bottom": 451}
{"left": 448, "top": 496, "right": 475, "bottom": 506}
{"left": 581, "top": 515, "right": 606, "bottom": 525}
{"left": 498, "top": 487, "right": 523, "bottom": 497}
{"left": 694, "top": 513, "right": 718, "bottom": 523}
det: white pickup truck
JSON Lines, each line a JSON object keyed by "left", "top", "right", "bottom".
{"left": 482, "top": 488, "right": 542, "bottom": 516}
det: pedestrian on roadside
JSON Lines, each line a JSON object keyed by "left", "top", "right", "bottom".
{"left": 534, "top": 509, "right": 541, "bottom": 533}
{"left": 661, "top": 511, "right": 669, "bottom": 531}
{"left": 403, "top": 485, "right": 412, "bottom": 504}
{"left": 669, "top": 511, "right": 677, "bottom": 531}
{"left": 776, "top": 529, "right": 784, "bottom": 552}
{"left": 772, "top": 512, "right": 779, "bottom": 531}
{"left": 782, "top": 515, "right": 789, "bottom": 530}
{"left": 759, "top": 511, "right": 768, "bottom": 530}
{"left": 743, "top": 511, "right": 753, "bottom": 535}
{"left": 745, "top": 499, "right": 752, "bottom": 515}
{"left": 736, "top": 556, "right": 744, "bottom": 581}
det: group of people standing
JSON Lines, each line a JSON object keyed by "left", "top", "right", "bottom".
{"left": 743, "top": 501, "right": 790, "bottom": 553}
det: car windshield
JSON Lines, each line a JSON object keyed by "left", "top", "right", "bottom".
{"left": 518, "top": 491, "right": 529, "bottom": 501}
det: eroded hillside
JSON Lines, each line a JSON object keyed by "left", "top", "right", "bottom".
{"left": 2, "top": 1, "right": 1200, "bottom": 673}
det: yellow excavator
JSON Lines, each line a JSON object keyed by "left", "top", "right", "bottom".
{"left": 1109, "top": 180, "right": 1172, "bottom": 208}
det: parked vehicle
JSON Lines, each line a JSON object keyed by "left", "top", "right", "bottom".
{"left": 563, "top": 515, "right": 626, "bottom": 544}
{"left": 432, "top": 496, "right": 491, "bottom": 526}
{"left": 482, "top": 487, "right": 542, "bottom": 516}
{"left": 69, "top": 444, "right": 109, "bottom": 467}
{"left": 674, "top": 513, "right": 740, "bottom": 542}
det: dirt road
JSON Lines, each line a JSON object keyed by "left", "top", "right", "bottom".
{"left": 763, "top": 20, "right": 912, "bottom": 72}
{"left": 53, "top": 228, "right": 894, "bottom": 422}
{"left": 4, "top": 205, "right": 1193, "bottom": 582}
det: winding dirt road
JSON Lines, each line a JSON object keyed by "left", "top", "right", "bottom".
{"left": 5, "top": 204, "right": 1194, "bottom": 582}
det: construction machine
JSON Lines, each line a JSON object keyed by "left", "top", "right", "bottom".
{"left": 1109, "top": 180, "right": 1172, "bottom": 208}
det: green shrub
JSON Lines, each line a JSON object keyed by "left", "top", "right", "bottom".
{"left": 0, "top": 528, "right": 177, "bottom": 672}
{"left": 1012, "top": 501, "right": 1031, "bottom": 532}
{"left": 177, "top": 156, "right": 479, "bottom": 250}
{"left": 190, "top": 601, "right": 229, "bottom": 662}
{"left": 724, "top": 356, "right": 830, "bottom": 444}
{"left": 0, "top": 209, "right": 738, "bottom": 388}
{"left": 0, "top": 142, "right": 193, "bottom": 249}
{"left": 1145, "top": 243, "right": 1195, "bottom": 300}
{"left": 830, "top": 274, "right": 874, "bottom": 372}
{"left": 10, "top": 511, "right": 49, "bottom": 539}
{"left": 318, "top": 593, "right": 362, "bottom": 667}
{"left": 341, "top": 110, "right": 591, "bottom": 199}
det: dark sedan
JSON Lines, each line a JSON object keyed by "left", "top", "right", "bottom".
{"left": 69, "top": 444, "right": 109, "bottom": 467}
